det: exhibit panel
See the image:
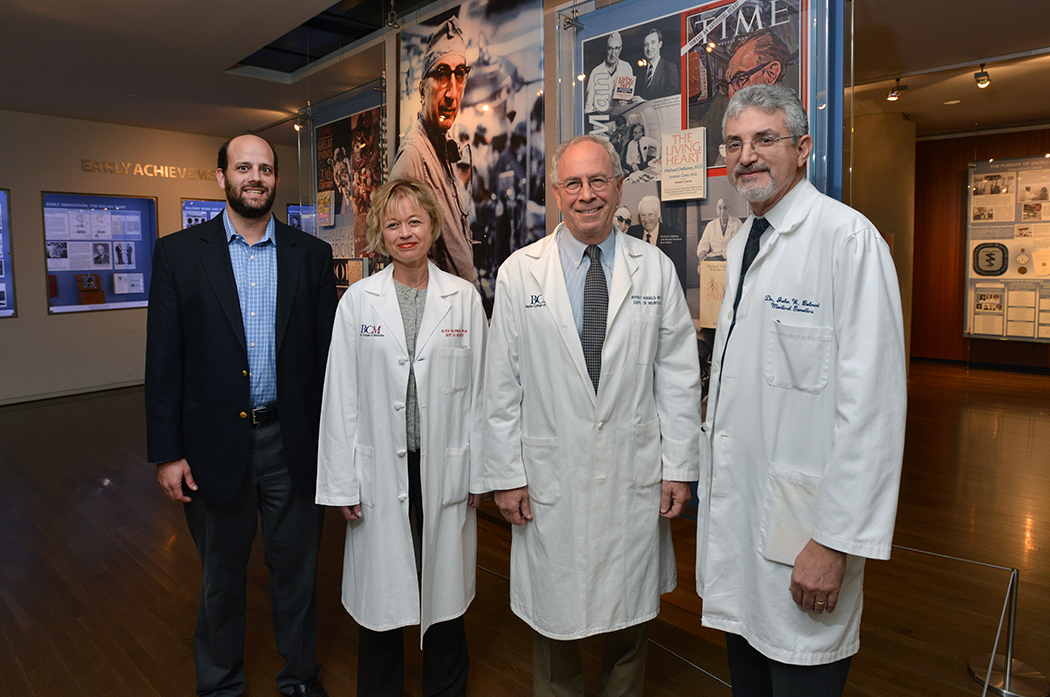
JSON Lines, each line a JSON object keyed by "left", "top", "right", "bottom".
{"left": 41, "top": 192, "right": 158, "bottom": 314}
{"left": 180, "top": 198, "right": 225, "bottom": 229}
{"left": 966, "top": 155, "right": 1050, "bottom": 342}
{"left": 0, "top": 189, "right": 15, "bottom": 318}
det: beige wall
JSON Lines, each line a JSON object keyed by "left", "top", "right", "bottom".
{"left": 0, "top": 109, "right": 299, "bottom": 404}
{"left": 850, "top": 112, "right": 916, "bottom": 361}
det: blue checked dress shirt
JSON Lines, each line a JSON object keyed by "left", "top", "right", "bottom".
{"left": 222, "top": 209, "right": 278, "bottom": 408}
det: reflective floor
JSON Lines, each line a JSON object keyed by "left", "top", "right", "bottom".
{"left": 0, "top": 359, "right": 1047, "bottom": 695}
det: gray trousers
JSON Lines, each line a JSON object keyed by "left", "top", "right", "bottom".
{"left": 184, "top": 420, "right": 324, "bottom": 696}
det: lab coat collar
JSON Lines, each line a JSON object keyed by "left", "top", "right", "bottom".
{"left": 363, "top": 261, "right": 456, "bottom": 357}
{"left": 527, "top": 227, "right": 593, "bottom": 405}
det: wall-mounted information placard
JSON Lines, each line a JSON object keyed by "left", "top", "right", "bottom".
{"left": 42, "top": 192, "right": 157, "bottom": 313}
{"left": 965, "top": 156, "right": 1050, "bottom": 342}
{"left": 0, "top": 189, "right": 15, "bottom": 318}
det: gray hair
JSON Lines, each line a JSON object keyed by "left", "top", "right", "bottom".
{"left": 549, "top": 134, "right": 623, "bottom": 186}
{"left": 722, "top": 84, "right": 808, "bottom": 143}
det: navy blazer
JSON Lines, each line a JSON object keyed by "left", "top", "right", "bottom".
{"left": 145, "top": 214, "right": 337, "bottom": 504}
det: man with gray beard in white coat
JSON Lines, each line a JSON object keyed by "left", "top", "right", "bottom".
{"left": 483, "top": 134, "right": 700, "bottom": 697}
{"left": 696, "top": 84, "right": 906, "bottom": 697}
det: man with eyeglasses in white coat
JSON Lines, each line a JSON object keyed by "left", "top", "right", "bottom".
{"left": 697, "top": 84, "right": 906, "bottom": 696}
{"left": 484, "top": 134, "right": 700, "bottom": 697}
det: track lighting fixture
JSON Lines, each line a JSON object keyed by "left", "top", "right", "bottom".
{"left": 974, "top": 63, "right": 991, "bottom": 89}
{"left": 887, "top": 78, "right": 907, "bottom": 101}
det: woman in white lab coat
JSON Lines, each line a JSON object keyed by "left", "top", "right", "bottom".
{"left": 316, "top": 178, "right": 487, "bottom": 697}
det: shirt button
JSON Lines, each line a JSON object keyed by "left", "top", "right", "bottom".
{"left": 251, "top": 282, "right": 256, "bottom": 287}
{"left": 250, "top": 342, "right": 255, "bottom": 347}
{"left": 397, "top": 449, "right": 407, "bottom": 457}
{"left": 250, "top": 312, "right": 256, "bottom": 317}
{"left": 250, "top": 255, "right": 255, "bottom": 260}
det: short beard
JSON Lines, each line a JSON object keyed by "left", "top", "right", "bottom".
{"left": 732, "top": 165, "right": 779, "bottom": 203}
{"left": 225, "top": 180, "right": 275, "bottom": 219}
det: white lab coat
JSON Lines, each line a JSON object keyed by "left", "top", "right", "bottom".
{"left": 316, "top": 262, "right": 487, "bottom": 641}
{"left": 484, "top": 227, "right": 701, "bottom": 640}
{"left": 697, "top": 179, "right": 907, "bottom": 664}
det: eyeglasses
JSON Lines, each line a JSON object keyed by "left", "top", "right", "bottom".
{"left": 723, "top": 135, "right": 793, "bottom": 156}
{"left": 426, "top": 64, "right": 471, "bottom": 86}
{"left": 614, "top": 215, "right": 630, "bottom": 224}
{"left": 558, "top": 176, "right": 614, "bottom": 194}
{"left": 718, "top": 61, "right": 773, "bottom": 94}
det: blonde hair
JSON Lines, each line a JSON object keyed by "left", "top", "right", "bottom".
{"left": 364, "top": 178, "right": 444, "bottom": 256}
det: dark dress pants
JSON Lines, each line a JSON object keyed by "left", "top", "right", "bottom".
{"left": 356, "top": 451, "right": 469, "bottom": 697}
{"left": 725, "top": 632, "right": 852, "bottom": 697}
{"left": 184, "top": 420, "right": 324, "bottom": 696}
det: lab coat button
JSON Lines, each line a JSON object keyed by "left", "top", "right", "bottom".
{"left": 399, "top": 357, "right": 408, "bottom": 365}
{"left": 394, "top": 402, "right": 405, "bottom": 410}
{"left": 397, "top": 449, "right": 407, "bottom": 457}
{"left": 398, "top": 493, "right": 408, "bottom": 502}
{"left": 597, "top": 421, "right": 605, "bottom": 430}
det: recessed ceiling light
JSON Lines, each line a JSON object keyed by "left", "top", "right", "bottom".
{"left": 943, "top": 99, "right": 962, "bottom": 105}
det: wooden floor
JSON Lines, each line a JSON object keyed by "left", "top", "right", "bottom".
{"left": 1, "top": 359, "right": 1048, "bottom": 696}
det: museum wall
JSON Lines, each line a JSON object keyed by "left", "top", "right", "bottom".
{"left": 913, "top": 126, "right": 1050, "bottom": 368}
{"left": 852, "top": 112, "right": 916, "bottom": 363}
{"left": 0, "top": 109, "right": 300, "bottom": 404}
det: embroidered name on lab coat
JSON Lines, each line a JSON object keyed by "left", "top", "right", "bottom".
{"left": 764, "top": 295, "right": 821, "bottom": 314}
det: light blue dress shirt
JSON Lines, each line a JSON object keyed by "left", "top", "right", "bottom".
{"left": 223, "top": 209, "right": 278, "bottom": 408}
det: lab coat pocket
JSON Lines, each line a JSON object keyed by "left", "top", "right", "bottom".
{"left": 629, "top": 312, "right": 660, "bottom": 365}
{"left": 764, "top": 321, "right": 834, "bottom": 393}
{"left": 632, "top": 418, "right": 662, "bottom": 488}
{"left": 441, "top": 446, "right": 469, "bottom": 507}
{"left": 521, "top": 435, "right": 561, "bottom": 505}
{"left": 356, "top": 444, "right": 376, "bottom": 509}
{"left": 759, "top": 463, "right": 821, "bottom": 566}
{"left": 439, "top": 346, "right": 472, "bottom": 394}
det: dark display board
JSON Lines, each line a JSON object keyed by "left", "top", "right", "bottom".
{"left": 0, "top": 189, "right": 15, "bottom": 318}
{"left": 42, "top": 192, "right": 158, "bottom": 313}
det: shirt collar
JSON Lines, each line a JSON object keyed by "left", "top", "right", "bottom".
{"left": 222, "top": 208, "right": 275, "bottom": 245}
{"left": 758, "top": 176, "right": 806, "bottom": 232}
{"left": 558, "top": 225, "right": 617, "bottom": 270}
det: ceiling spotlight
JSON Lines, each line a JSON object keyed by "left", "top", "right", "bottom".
{"left": 887, "top": 78, "right": 907, "bottom": 102}
{"left": 974, "top": 63, "right": 991, "bottom": 89}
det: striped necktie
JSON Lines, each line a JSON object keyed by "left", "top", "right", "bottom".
{"left": 582, "top": 245, "right": 608, "bottom": 393}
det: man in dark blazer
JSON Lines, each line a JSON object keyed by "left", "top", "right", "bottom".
{"left": 636, "top": 28, "right": 679, "bottom": 100}
{"left": 145, "top": 134, "right": 337, "bottom": 697}
{"left": 628, "top": 195, "right": 686, "bottom": 289}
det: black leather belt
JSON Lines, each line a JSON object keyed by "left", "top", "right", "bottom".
{"left": 251, "top": 403, "right": 279, "bottom": 427}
